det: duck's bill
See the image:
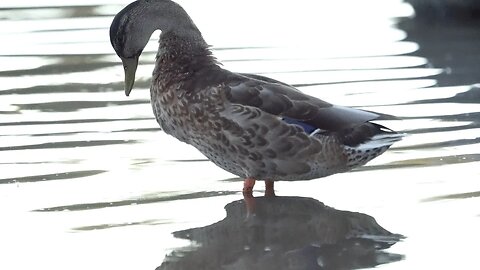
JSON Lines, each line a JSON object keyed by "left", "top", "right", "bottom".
{"left": 121, "top": 56, "right": 138, "bottom": 96}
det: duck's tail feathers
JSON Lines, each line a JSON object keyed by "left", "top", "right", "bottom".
{"left": 354, "top": 132, "right": 405, "bottom": 150}
{"left": 343, "top": 126, "right": 405, "bottom": 169}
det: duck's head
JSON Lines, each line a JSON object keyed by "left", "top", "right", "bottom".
{"left": 110, "top": 0, "right": 204, "bottom": 96}
{"left": 110, "top": 1, "right": 152, "bottom": 96}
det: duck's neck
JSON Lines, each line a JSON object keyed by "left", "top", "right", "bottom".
{"left": 155, "top": 31, "right": 217, "bottom": 75}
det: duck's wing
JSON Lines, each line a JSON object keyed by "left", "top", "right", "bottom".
{"left": 239, "top": 73, "right": 293, "bottom": 88}
{"left": 225, "top": 74, "right": 391, "bottom": 133}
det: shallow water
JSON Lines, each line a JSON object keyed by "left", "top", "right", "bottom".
{"left": 1, "top": 1, "right": 479, "bottom": 269}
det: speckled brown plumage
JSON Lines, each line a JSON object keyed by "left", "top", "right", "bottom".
{"left": 110, "top": 0, "right": 404, "bottom": 188}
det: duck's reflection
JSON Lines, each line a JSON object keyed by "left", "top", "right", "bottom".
{"left": 157, "top": 196, "right": 404, "bottom": 270}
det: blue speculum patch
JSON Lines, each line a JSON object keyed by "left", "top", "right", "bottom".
{"left": 282, "top": 117, "right": 318, "bottom": 134}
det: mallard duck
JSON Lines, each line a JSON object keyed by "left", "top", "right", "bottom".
{"left": 110, "top": 0, "right": 403, "bottom": 194}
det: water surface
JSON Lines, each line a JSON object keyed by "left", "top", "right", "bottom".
{"left": 1, "top": 1, "right": 479, "bottom": 269}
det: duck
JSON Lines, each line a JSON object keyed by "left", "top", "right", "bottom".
{"left": 109, "top": 0, "right": 404, "bottom": 195}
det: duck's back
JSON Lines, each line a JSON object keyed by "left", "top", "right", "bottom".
{"left": 151, "top": 55, "right": 402, "bottom": 180}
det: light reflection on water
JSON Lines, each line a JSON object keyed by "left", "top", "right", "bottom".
{"left": 1, "top": 1, "right": 479, "bottom": 270}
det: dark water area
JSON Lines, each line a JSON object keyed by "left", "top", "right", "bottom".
{"left": 158, "top": 196, "right": 404, "bottom": 270}
{"left": 0, "top": 1, "right": 479, "bottom": 269}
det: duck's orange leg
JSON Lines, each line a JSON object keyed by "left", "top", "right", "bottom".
{"left": 243, "top": 178, "right": 256, "bottom": 216}
{"left": 243, "top": 178, "right": 256, "bottom": 195}
{"left": 265, "top": 180, "right": 275, "bottom": 197}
